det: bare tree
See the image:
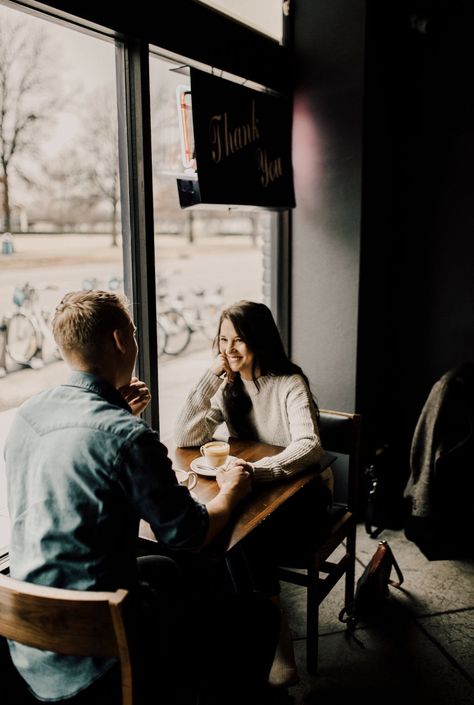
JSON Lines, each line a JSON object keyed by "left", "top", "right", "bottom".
{"left": 80, "top": 88, "right": 120, "bottom": 246}
{"left": 0, "top": 17, "right": 61, "bottom": 232}
{"left": 32, "top": 146, "right": 98, "bottom": 230}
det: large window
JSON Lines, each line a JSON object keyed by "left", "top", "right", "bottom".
{"left": 149, "top": 54, "right": 276, "bottom": 442}
{"left": 0, "top": 4, "right": 124, "bottom": 564}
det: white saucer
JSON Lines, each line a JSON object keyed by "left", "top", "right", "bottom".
{"left": 190, "top": 455, "right": 237, "bottom": 477}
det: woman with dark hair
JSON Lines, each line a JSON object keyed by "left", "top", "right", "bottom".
{"left": 175, "top": 300, "right": 333, "bottom": 688}
{"left": 175, "top": 300, "right": 326, "bottom": 480}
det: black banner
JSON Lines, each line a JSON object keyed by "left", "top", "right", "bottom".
{"left": 189, "top": 68, "right": 295, "bottom": 209}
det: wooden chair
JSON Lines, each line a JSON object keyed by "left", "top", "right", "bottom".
{"left": 0, "top": 574, "right": 134, "bottom": 705}
{"left": 278, "top": 409, "right": 362, "bottom": 674}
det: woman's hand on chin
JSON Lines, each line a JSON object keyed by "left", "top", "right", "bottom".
{"left": 211, "top": 353, "right": 234, "bottom": 382}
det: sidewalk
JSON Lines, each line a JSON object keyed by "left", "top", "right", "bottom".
{"left": 0, "top": 233, "right": 259, "bottom": 269}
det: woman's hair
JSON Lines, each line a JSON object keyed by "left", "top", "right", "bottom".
{"left": 52, "top": 290, "right": 132, "bottom": 363}
{"left": 214, "top": 300, "right": 319, "bottom": 437}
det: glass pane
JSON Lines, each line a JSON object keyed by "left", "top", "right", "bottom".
{"left": 199, "top": 0, "right": 283, "bottom": 41}
{"left": 0, "top": 4, "right": 124, "bottom": 561}
{"left": 149, "top": 55, "right": 276, "bottom": 444}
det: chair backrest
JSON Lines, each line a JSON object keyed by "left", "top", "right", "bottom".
{"left": 0, "top": 574, "right": 133, "bottom": 705}
{"left": 319, "top": 409, "right": 361, "bottom": 510}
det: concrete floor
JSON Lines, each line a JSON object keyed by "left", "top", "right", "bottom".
{"left": 282, "top": 523, "right": 474, "bottom": 705}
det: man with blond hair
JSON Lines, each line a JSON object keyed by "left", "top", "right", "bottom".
{"left": 5, "top": 290, "right": 279, "bottom": 705}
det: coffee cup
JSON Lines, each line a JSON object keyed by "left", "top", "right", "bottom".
{"left": 199, "top": 441, "right": 230, "bottom": 469}
{"left": 174, "top": 468, "right": 198, "bottom": 491}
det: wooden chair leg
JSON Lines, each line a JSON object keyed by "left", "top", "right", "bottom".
{"left": 306, "top": 561, "right": 320, "bottom": 675}
{"left": 344, "top": 529, "right": 356, "bottom": 608}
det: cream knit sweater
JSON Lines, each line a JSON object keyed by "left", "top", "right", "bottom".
{"left": 174, "top": 369, "right": 325, "bottom": 483}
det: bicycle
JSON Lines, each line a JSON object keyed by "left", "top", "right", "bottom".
{"left": 166, "top": 286, "right": 223, "bottom": 341}
{"left": 5, "top": 283, "right": 60, "bottom": 366}
{"left": 155, "top": 285, "right": 223, "bottom": 356}
{"left": 156, "top": 296, "right": 191, "bottom": 356}
{"left": 79, "top": 273, "right": 221, "bottom": 358}
{"left": 82, "top": 275, "right": 123, "bottom": 292}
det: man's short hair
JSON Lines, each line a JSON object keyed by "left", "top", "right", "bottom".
{"left": 52, "top": 290, "right": 132, "bottom": 362}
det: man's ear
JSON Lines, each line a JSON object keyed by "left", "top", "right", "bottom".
{"left": 113, "top": 328, "right": 127, "bottom": 354}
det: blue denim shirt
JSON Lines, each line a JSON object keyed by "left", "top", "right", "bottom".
{"left": 5, "top": 371, "right": 208, "bottom": 701}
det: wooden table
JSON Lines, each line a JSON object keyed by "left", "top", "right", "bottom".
{"left": 139, "top": 439, "right": 330, "bottom": 554}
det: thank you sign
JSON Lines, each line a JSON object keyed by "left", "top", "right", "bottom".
{"left": 190, "top": 68, "right": 295, "bottom": 209}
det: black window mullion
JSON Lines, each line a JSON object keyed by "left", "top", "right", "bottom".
{"left": 263, "top": 212, "right": 291, "bottom": 355}
{"left": 115, "top": 39, "right": 160, "bottom": 433}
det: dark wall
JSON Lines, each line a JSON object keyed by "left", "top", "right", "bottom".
{"left": 294, "top": 0, "right": 474, "bottom": 487}
{"left": 291, "top": 0, "right": 365, "bottom": 415}
{"left": 358, "top": 0, "right": 474, "bottom": 478}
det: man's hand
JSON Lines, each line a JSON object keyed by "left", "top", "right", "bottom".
{"left": 119, "top": 377, "right": 151, "bottom": 416}
{"left": 215, "top": 465, "right": 252, "bottom": 504}
{"left": 225, "top": 456, "right": 253, "bottom": 475}
{"left": 203, "top": 465, "right": 252, "bottom": 547}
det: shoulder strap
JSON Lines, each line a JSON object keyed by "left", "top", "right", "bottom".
{"left": 383, "top": 541, "right": 404, "bottom": 587}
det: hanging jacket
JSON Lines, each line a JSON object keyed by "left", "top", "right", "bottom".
{"left": 404, "top": 362, "right": 474, "bottom": 559}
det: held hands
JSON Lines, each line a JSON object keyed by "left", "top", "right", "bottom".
{"left": 225, "top": 456, "right": 253, "bottom": 475}
{"left": 119, "top": 376, "right": 151, "bottom": 416}
{"left": 216, "top": 464, "right": 252, "bottom": 504}
{"left": 211, "top": 353, "right": 234, "bottom": 383}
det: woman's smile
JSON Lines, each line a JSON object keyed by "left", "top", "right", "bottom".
{"left": 227, "top": 354, "right": 242, "bottom": 364}
{"left": 219, "top": 318, "right": 255, "bottom": 380}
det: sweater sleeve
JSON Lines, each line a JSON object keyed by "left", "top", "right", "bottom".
{"left": 251, "top": 377, "right": 323, "bottom": 483}
{"left": 174, "top": 368, "right": 226, "bottom": 447}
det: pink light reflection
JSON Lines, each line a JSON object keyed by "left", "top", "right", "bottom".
{"left": 292, "top": 91, "right": 323, "bottom": 211}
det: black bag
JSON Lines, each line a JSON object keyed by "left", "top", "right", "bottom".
{"left": 339, "top": 540, "right": 404, "bottom": 629}
{"left": 364, "top": 445, "right": 408, "bottom": 538}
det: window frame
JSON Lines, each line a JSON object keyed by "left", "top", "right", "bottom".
{"left": 4, "top": 0, "right": 292, "bottom": 433}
